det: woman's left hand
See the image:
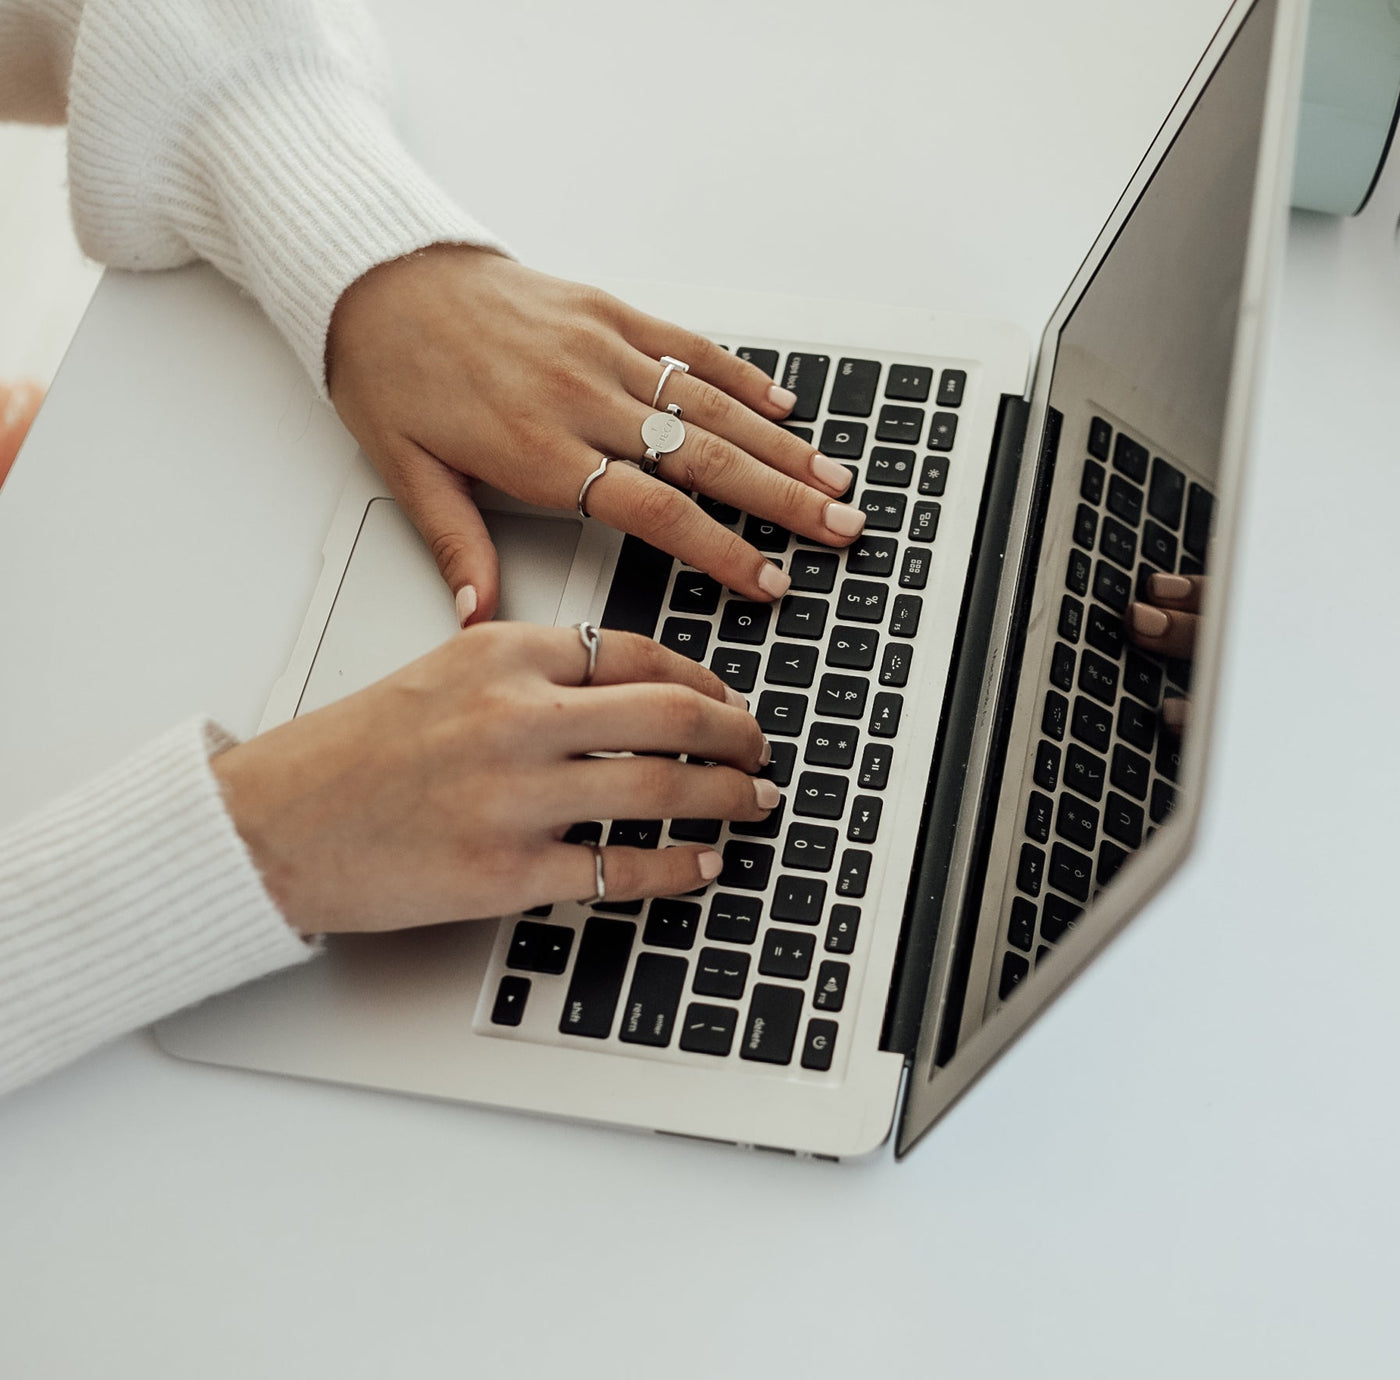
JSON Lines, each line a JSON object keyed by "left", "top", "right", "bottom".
{"left": 326, "top": 247, "right": 866, "bottom": 624}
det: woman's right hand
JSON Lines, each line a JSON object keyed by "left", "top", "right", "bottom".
{"left": 210, "top": 623, "right": 772, "bottom": 936}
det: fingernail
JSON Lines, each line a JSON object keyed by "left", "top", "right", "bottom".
{"left": 767, "top": 384, "right": 798, "bottom": 413}
{"left": 698, "top": 850, "right": 724, "bottom": 881}
{"left": 757, "top": 563, "right": 791, "bottom": 599}
{"left": 1129, "top": 602, "right": 1170, "bottom": 637}
{"left": 811, "top": 453, "right": 853, "bottom": 493}
{"left": 1162, "top": 696, "right": 1188, "bottom": 731}
{"left": 759, "top": 737, "right": 772, "bottom": 767}
{"left": 455, "top": 584, "right": 478, "bottom": 627}
{"left": 754, "top": 778, "right": 781, "bottom": 810}
{"left": 824, "top": 502, "right": 866, "bottom": 538}
{"left": 1148, "top": 572, "right": 1193, "bottom": 601}
{"left": 724, "top": 686, "right": 747, "bottom": 709}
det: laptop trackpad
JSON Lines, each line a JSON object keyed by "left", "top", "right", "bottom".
{"left": 297, "top": 498, "right": 582, "bottom": 716}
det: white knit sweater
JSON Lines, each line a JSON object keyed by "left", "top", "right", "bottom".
{"left": 0, "top": 0, "right": 505, "bottom": 1094}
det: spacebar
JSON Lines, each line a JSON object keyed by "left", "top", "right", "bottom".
{"left": 599, "top": 534, "right": 673, "bottom": 639}
{"left": 559, "top": 916, "right": 636, "bottom": 1038}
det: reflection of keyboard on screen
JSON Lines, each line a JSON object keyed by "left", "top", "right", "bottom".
{"left": 482, "top": 344, "right": 975, "bottom": 1077}
{"left": 996, "top": 414, "right": 1215, "bottom": 1001}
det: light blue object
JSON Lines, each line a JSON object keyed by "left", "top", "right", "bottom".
{"left": 1291, "top": 0, "right": 1400, "bottom": 212}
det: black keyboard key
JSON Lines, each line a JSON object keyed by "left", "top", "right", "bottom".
{"left": 1156, "top": 723, "right": 1182, "bottom": 781}
{"left": 918, "top": 455, "right": 949, "bottom": 497}
{"left": 835, "top": 849, "right": 871, "bottom": 898}
{"left": 737, "top": 347, "right": 779, "bottom": 377}
{"left": 709, "top": 646, "right": 760, "bottom": 694}
{"left": 780, "top": 352, "right": 829, "bottom": 423}
{"left": 1050, "top": 642, "right": 1076, "bottom": 692}
{"left": 781, "top": 424, "right": 814, "bottom": 442}
{"left": 1058, "top": 595, "right": 1084, "bottom": 643}
{"left": 868, "top": 446, "right": 916, "bottom": 487}
{"left": 660, "top": 616, "right": 711, "bottom": 661}
{"left": 1017, "top": 843, "right": 1045, "bottom": 897}
{"left": 879, "top": 642, "right": 911, "bottom": 687}
{"left": 1098, "top": 841, "right": 1128, "bottom": 886}
{"left": 670, "top": 817, "right": 722, "bottom": 844}
{"left": 1070, "top": 696, "right": 1111, "bottom": 753}
{"left": 743, "top": 516, "right": 791, "bottom": 553}
{"left": 1085, "top": 603, "right": 1126, "bottom": 659}
{"left": 759, "top": 928, "right": 815, "bottom": 980}
{"left": 783, "top": 823, "right": 838, "bottom": 872}
{"left": 1123, "top": 650, "right": 1163, "bottom": 705}
{"left": 759, "top": 739, "right": 797, "bottom": 788}
{"left": 789, "top": 549, "right": 839, "bottom": 592}
{"left": 670, "top": 571, "right": 722, "bottom": 615}
{"left": 1049, "top": 842, "right": 1093, "bottom": 902}
{"left": 718, "top": 840, "right": 774, "bottom": 891}
{"left": 642, "top": 898, "right": 701, "bottom": 951}
{"left": 1110, "top": 743, "right": 1151, "bottom": 801}
{"left": 868, "top": 692, "right": 903, "bottom": 738}
{"left": 756, "top": 689, "right": 807, "bottom": 737}
{"left": 1077, "top": 648, "right": 1119, "bottom": 706}
{"left": 507, "top": 920, "right": 575, "bottom": 974}
{"left": 1141, "top": 520, "right": 1177, "bottom": 570}
{"left": 886, "top": 363, "right": 933, "bottom": 402}
{"left": 927, "top": 412, "right": 957, "bottom": 451}
{"left": 812, "top": 960, "right": 850, "bottom": 1013}
{"left": 1106, "top": 474, "right": 1143, "bottom": 526}
{"left": 559, "top": 917, "right": 635, "bottom": 1038}
{"left": 697, "top": 494, "right": 742, "bottom": 525}
{"left": 1064, "top": 744, "right": 1106, "bottom": 801}
{"left": 1100, "top": 515, "right": 1137, "bottom": 569}
{"left": 858, "top": 491, "right": 906, "bottom": 531}
{"left": 801, "top": 1018, "right": 839, "bottom": 1070}
{"left": 1042, "top": 690, "right": 1068, "bottom": 741}
{"left": 600, "top": 534, "right": 672, "bottom": 639}
{"left": 1008, "top": 897, "right": 1036, "bottom": 951}
{"left": 1087, "top": 416, "right": 1112, "bottom": 461}
{"left": 562, "top": 821, "right": 603, "bottom": 847}
{"left": 1103, "top": 791, "right": 1144, "bottom": 848}
{"left": 999, "top": 951, "right": 1030, "bottom": 1000}
{"left": 608, "top": 819, "right": 663, "bottom": 850}
{"left": 490, "top": 975, "right": 530, "bottom": 1027}
{"left": 1080, "top": 458, "right": 1105, "bottom": 505}
{"left": 691, "top": 947, "right": 750, "bottom": 1001}
{"left": 820, "top": 418, "right": 867, "bottom": 459}
{"left": 1056, "top": 794, "right": 1099, "bottom": 851}
{"left": 794, "top": 770, "right": 848, "bottom": 820}
{"left": 741, "top": 984, "right": 804, "bottom": 1064}
{"left": 765, "top": 642, "right": 818, "bottom": 688}
{"left": 730, "top": 793, "right": 785, "bottom": 841}
{"left": 1066, "top": 548, "right": 1091, "bottom": 597}
{"left": 618, "top": 952, "right": 687, "bottom": 1047}
{"left": 845, "top": 535, "right": 899, "bottom": 577}
{"left": 899, "top": 548, "right": 930, "bottom": 591}
{"left": 1033, "top": 740, "right": 1061, "bottom": 792}
{"left": 825, "top": 904, "right": 860, "bottom": 954}
{"left": 846, "top": 795, "right": 882, "bottom": 843}
{"left": 805, "top": 722, "right": 859, "bottom": 769}
{"left": 1148, "top": 456, "right": 1185, "bottom": 527}
{"left": 837, "top": 578, "right": 887, "bottom": 623}
{"left": 1150, "top": 779, "right": 1177, "bottom": 824}
{"left": 829, "top": 358, "right": 881, "bottom": 416}
{"left": 719, "top": 599, "right": 772, "bottom": 644}
{"left": 679, "top": 1002, "right": 738, "bottom": 1056}
{"left": 1113, "top": 433, "right": 1148, "bottom": 483}
{"left": 1040, "top": 893, "right": 1083, "bottom": 943}
{"left": 522, "top": 904, "right": 553, "bottom": 917}
{"left": 826, "top": 624, "right": 879, "bottom": 670}
{"left": 1117, "top": 696, "right": 1157, "bottom": 753}
{"left": 771, "top": 874, "right": 828, "bottom": 924}
{"left": 858, "top": 743, "right": 892, "bottom": 790}
{"left": 1093, "top": 561, "right": 1131, "bottom": 613}
{"left": 706, "top": 892, "right": 762, "bottom": 944}
{"left": 1073, "top": 503, "right": 1098, "bottom": 550}
{"left": 776, "top": 595, "right": 829, "bottom": 640}
{"left": 1184, "top": 483, "right": 1214, "bottom": 560}
{"left": 937, "top": 369, "right": 966, "bottom": 407}
{"left": 1024, "top": 790, "right": 1053, "bottom": 844}
{"left": 875, "top": 404, "right": 924, "bottom": 445}
{"left": 909, "top": 501, "right": 941, "bottom": 542}
{"left": 889, "top": 594, "right": 921, "bottom": 637}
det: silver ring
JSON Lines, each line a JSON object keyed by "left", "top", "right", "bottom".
{"left": 578, "top": 456, "right": 622, "bottom": 518}
{"left": 640, "top": 409, "right": 686, "bottom": 473}
{"left": 584, "top": 841, "right": 606, "bottom": 904}
{"left": 651, "top": 354, "right": 690, "bottom": 409}
{"left": 575, "top": 620, "right": 601, "bottom": 686}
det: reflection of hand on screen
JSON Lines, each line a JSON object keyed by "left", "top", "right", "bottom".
{"left": 1125, "top": 572, "right": 1202, "bottom": 734}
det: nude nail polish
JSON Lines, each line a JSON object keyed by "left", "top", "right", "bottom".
{"left": 767, "top": 384, "right": 798, "bottom": 412}
{"left": 1148, "top": 572, "right": 1193, "bottom": 601}
{"left": 1129, "top": 602, "right": 1170, "bottom": 637}
{"left": 455, "top": 584, "right": 478, "bottom": 627}
{"left": 754, "top": 778, "right": 781, "bottom": 810}
{"left": 759, "top": 737, "right": 772, "bottom": 767}
{"left": 757, "top": 563, "right": 791, "bottom": 599}
{"left": 811, "top": 453, "right": 853, "bottom": 493}
{"left": 724, "top": 686, "right": 747, "bottom": 709}
{"left": 824, "top": 502, "right": 866, "bottom": 538}
{"left": 698, "top": 850, "right": 724, "bottom": 881}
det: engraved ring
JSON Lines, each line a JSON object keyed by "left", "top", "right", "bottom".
{"left": 639, "top": 409, "right": 686, "bottom": 475}
{"left": 651, "top": 354, "right": 690, "bottom": 409}
{"left": 574, "top": 620, "right": 601, "bottom": 686}
{"left": 583, "top": 842, "right": 606, "bottom": 905}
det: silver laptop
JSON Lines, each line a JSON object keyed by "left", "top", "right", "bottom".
{"left": 156, "top": 0, "right": 1306, "bottom": 1159}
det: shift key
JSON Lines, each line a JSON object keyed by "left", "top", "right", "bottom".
{"left": 781, "top": 353, "right": 830, "bottom": 423}
{"left": 559, "top": 916, "right": 635, "bottom": 1038}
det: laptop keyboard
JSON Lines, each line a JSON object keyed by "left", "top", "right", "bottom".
{"left": 995, "top": 413, "right": 1214, "bottom": 1001}
{"left": 479, "top": 345, "right": 977, "bottom": 1077}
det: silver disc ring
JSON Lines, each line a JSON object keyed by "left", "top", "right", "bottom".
{"left": 583, "top": 842, "right": 606, "bottom": 904}
{"left": 651, "top": 354, "right": 691, "bottom": 409}
{"left": 575, "top": 620, "right": 601, "bottom": 686}
{"left": 640, "top": 409, "right": 686, "bottom": 470}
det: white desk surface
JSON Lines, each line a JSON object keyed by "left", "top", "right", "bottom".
{"left": 3, "top": 2, "right": 1399, "bottom": 1375}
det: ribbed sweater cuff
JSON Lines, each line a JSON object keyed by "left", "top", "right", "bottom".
{"left": 0, "top": 717, "right": 312, "bottom": 1095}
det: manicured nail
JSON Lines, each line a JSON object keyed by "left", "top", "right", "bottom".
{"left": 811, "top": 453, "right": 852, "bottom": 494}
{"left": 1148, "top": 572, "right": 1193, "bottom": 601}
{"left": 1162, "top": 696, "right": 1188, "bottom": 731}
{"left": 698, "top": 850, "right": 724, "bottom": 881}
{"left": 724, "top": 686, "right": 747, "bottom": 709}
{"left": 759, "top": 737, "right": 772, "bottom": 767}
{"left": 767, "top": 384, "right": 798, "bottom": 413}
{"left": 824, "top": 502, "right": 866, "bottom": 538}
{"left": 757, "top": 563, "right": 791, "bottom": 599}
{"left": 754, "top": 778, "right": 781, "bottom": 811}
{"left": 1129, "top": 602, "right": 1170, "bottom": 637}
{"left": 455, "top": 584, "right": 478, "bottom": 627}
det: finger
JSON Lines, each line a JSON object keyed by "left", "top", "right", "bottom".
{"left": 550, "top": 757, "right": 779, "bottom": 829}
{"left": 618, "top": 310, "right": 798, "bottom": 421}
{"left": 1162, "top": 695, "right": 1189, "bottom": 735}
{"left": 389, "top": 441, "right": 501, "bottom": 624}
{"left": 581, "top": 457, "right": 793, "bottom": 601}
{"left": 618, "top": 344, "right": 852, "bottom": 498}
{"left": 1125, "top": 601, "right": 1200, "bottom": 659}
{"left": 531, "top": 624, "right": 744, "bottom": 707}
{"left": 1145, "top": 571, "right": 1205, "bottom": 613}
{"left": 544, "top": 842, "right": 725, "bottom": 906}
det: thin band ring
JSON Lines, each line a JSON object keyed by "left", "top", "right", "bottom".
{"left": 575, "top": 620, "right": 601, "bottom": 686}
{"left": 651, "top": 355, "right": 690, "bottom": 409}
{"left": 584, "top": 842, "right": 606, "bottom": 904}
{"left": 577, "top": 456, "right": 622, "bottom": 518}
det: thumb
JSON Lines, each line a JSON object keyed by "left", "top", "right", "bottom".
{"left": 391, "top": 443, "right": 501, "bottom": 625}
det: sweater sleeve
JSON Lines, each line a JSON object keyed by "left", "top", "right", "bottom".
{"left": 0, "top": 719, "right": 314, "bottom": 1096}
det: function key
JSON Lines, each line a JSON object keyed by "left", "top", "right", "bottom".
{"left": 845, "top": 535, "right": 898, "bottom": 578}
{"left": 826, "top": 623, "right": 879, "bottom": 671}
{"left": 828, "top": 358, "right": 882, "bottom": 416}
{"left": 789, "top": 548, "right": 839, "bottom": 592}
{"left": 820, "top": 419, "right": 867, "bottom": 459}
{"left": 837, "top": 578, "right": 888, "bottom": 623}
{"left": 679, "top": 1001, "right": 739, "bottom": 1056}
{"left": 1008, "top": 897, "right": 1036, "bottom": 950}
{"left": 691, "top": 947, "right": 750, "bottom": 1001}
{"left": 1024, "top": 790, "right": 1052, "bottom": 844}
{"left": 771, "top": 873, "right": 829, "bottom": 924}
{"left": 885, "top": 363, "right": 933, "bottom": 402}
{"left": 660, "top": 616, "right": 711, "bottom": 661}
{"left": 1087, "top": 416, "right": 1112, "bottom": 461}
{"left": 1057, "top": 594, "right": 1084, "bottom": 643}
{"left": 742, "top": 516, "right": 790, "bottom": 552}
{"left": 1033, "top": 740, "right": 1061, "bottom": 792}
{"left": 919, "top": 455, "right": 949, "bottom": 496}
{"left": 825, "top": 904, "right": 861, "bottom": 954}
{"left": 737, "top": 347, "right": 779, "bottom": 377}
{"left": 858, "top": 491, "right": 907, "bottom": 532}
{"left": 1073, "top": 503, "right": 1098, "bottom": 550}
{"left": 801, "top": 1018, "right": 839, "bottom": 1071}
{"left": 506, "top": 920, "right": 575, "bottom": 974}
{"left": 709, "top": 646, "right": 760, "bottom": 693}
{"left": 765, "top": 642, "right": 818, "bottom": 688}
{"left": 926, "top": 413, "right": 958, "bottom": 451}
{"left": 783, "top": 823, "right": 838, "bottom": 873}
{"left": 846, "top": 795, "right": 882, "bottom": 843}
{"left": 937, "top": 369, "right": 966, "bottom": 407}
{"left": 868, "top": 446, "right": 915, "bottom": 487}
{"left": 879, "top": 642, "right": 910, "bottom": 687}
{"left": 759, "top": 928, "right": 816, "bottom": 979}
{"left": 805, "top": 721, "right": 859, "bottom": 769}
{"left": 490, "top": 975, "right": 531, "bottom": 1027}
{"left": 1017, "top": 843, "right": 1046, "bottom": 897}
{"left": 740, "top": 984, "right": 805, "bottom": 1064}
{"left": 718, "top": 840, "right": 774, "bottom": 891}
{"left": 909, "top": 501, "right": 941, "bottom": 543}
{"left": 618, "top": 952, "right": 688, "bottom": 1046}
{"left": 1080, "top": 458, "right": 1105, "bottom": 504}
{"left": 858, "top": 742, "right": 893, "bottom": 790}
{"left": 875, "top": 404, "right": 925, "bottom": 446}
{"left": 670, "top": 571, "right": 721, "bottom": 615}
{"left": 642, "top": 899, "right": 701, "bottom": 950}
{"left": 1050, "top": 641, "right": 1076, "bottom": 692}
{"left": 999, "top": 951, "right": 1030, "bottom": 1000}
{"left": 719, "top": 599, "right": 772, "bottom": 644}
{"left": 780, "top": 352, "right": 829, "bottom": 423}
{"left": 1184, "top": 483, "right": 1214, "bottom": 561}
{"left": 899, "top": 547, "right": 930, "bottom": 589}
{"left": 1148, "top": 456, "right": 1185, "bottom": 527}
{"left": 868, "top": 692, "right": 903, "bottom": 738}
{"left": 889, "top": 594, "right": 922, "bottom": 638}
{"left": 706, "top": 892, "right": 763, "bottom": 944}
{"left": 1042, "top": 690, "right": 1068, "bottom": 741}
{"left": 1066, "top": 548, "right": 1091, "bottom": 597}
{"left": 812, "top": 961, "right": 850, "bottom": 1012}
{"left": 835, "top": 849, "right": 871, "bottom": 898}
{"left": 1112, "top": 432, "right": 1149, "bottom": 483}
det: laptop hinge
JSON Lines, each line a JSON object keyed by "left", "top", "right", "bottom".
{"left": 879, "top": 392, "right": 1031, "bottom": 1056}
